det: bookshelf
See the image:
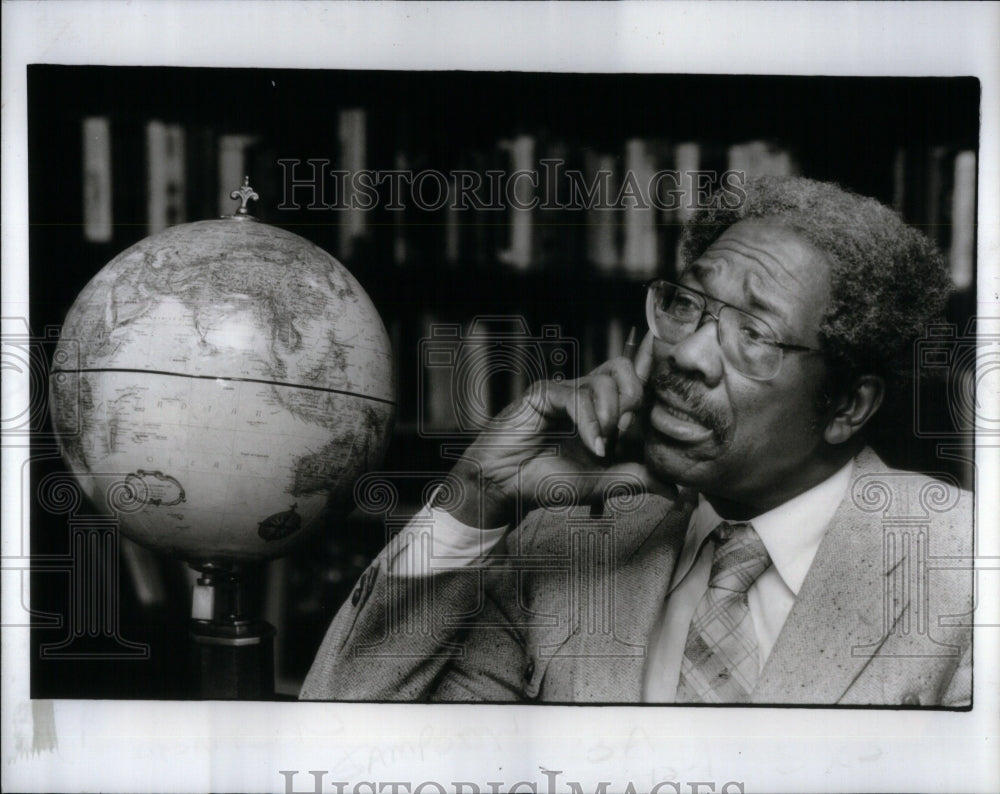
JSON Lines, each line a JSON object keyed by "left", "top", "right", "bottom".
{"left": 27, "top": 67, "right": 980, "bottom": 696}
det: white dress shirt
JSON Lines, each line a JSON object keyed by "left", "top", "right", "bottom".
{"left": 386, "top": 460, "right": 854, "bottom": 702}
{"left": 641, "top": 459, "right": 853, "bottom": 700}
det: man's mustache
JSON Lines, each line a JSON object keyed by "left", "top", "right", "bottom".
{"left": 648, "top": 370, "right": 730, "bottom": 439}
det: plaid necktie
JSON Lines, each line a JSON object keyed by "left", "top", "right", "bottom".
{"left": 675, "top": 521, "right": 772, "bottom": 703}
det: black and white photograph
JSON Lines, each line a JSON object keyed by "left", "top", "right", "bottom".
{"left": 3, "top": 3, "right": 998, "bottom": 793}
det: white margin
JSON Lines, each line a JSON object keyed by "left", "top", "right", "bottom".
{"left": 2, "top": 2, "right": 999, "bottom": 793}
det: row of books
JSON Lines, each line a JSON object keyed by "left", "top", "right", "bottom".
{"left": 892, "top": 146, "right": 977, "bottom": 290}
{"left": 290, "top": 126, "right": 804, "bottom": 280}
{"left": 82, "top": 112, "right": 976, "bottom": 288}
{"left": 81, "top": 111, "right": 813, "bottom": 280}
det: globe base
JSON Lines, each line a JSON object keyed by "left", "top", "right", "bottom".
{"left": 187, "top": 563, "right": 275, "bottom": 699}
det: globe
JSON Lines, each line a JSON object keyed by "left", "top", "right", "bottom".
{"left": 48, "top": 207, "right": 395, "bottom": 563}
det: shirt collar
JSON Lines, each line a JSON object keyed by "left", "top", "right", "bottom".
{"left": 670, "top": 458, "right": 854, "bottom": 595}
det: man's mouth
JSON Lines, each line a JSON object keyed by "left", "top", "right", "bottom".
{"left": 648, "top": 392, "right": 717, "bottom": 443}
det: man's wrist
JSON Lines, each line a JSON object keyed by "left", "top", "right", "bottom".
{"left": 445, "top": 458, "right": 513, "bottom": 529}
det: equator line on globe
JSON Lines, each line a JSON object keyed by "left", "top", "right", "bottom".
{"left": 49, "top": 179, "right": 396, "bottom": 563}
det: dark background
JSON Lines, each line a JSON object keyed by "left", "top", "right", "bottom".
{"left": 27, "top": 67, "right": 979, "bottom": 698}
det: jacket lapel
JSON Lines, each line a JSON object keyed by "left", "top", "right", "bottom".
{"left": 752, "top": 449, "right": 905, "bottom": 704}
{"left": 544, "top": 493, "right": 693, "bottom": 702}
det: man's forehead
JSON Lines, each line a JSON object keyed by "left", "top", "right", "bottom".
{"left": 687, "top": 219, "right": 833, "bottom": 337}
{"left": 692, "top": 219, "right": 831, "bottom": 294}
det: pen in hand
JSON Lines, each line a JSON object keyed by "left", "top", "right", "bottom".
{"left": 618, "top": 325, "right": 640, "bottom": 438}
{"left": 622, "top": 325, "right": 638, "bottom": 363}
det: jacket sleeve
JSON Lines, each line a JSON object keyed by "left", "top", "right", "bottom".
{"left": 299, "top": 529, "right": 534, "bottom": 702}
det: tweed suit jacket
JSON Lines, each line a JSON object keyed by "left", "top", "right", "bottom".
{"left": 301, "top": 448, "right": 973, "bottom": 706}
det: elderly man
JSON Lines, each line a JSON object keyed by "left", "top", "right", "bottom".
{"left": 302, "top": 176, "right": 973, "bottom": 706}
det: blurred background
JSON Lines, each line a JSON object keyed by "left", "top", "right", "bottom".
{"left": 26, "top": 67, "right": 978, "bottom": 698}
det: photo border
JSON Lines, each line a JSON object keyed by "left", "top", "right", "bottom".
{"left": 3, "top": 2, "right": 998, "bottom": 792}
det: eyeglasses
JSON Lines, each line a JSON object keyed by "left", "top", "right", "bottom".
{"left": 644, "top": 279, "right": 822, "bottom": 381}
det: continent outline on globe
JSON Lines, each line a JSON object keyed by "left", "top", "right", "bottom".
{"left": 49, "top": 214, "right": 396, "bottom": 563}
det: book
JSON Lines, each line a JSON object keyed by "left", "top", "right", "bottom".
{"left": 217, "top": 134, "right": 259, "bottom": 216}
{"left": 497, "top": 134, "right": 536, "bottom": 270}
{"left": 583, "top": 149, "right": 620, "bottom": 274}
{"left": 925, "top": 146, "right": 949, "bottom": 247}
{"left": 146, "top": 121, "right": 186, "bottom": 234}
{"left": 606, "top": 316, "right": 626, "bottom": 364}
{"left": 621, "top": 139, "right": 660, "bottom": 280}
{"left": 950, "top": 151, "right": 976, "bottom": 290}
{"left": 672, "top": 141, "right": 701, "bottom": 271}
{"left": 338, "top": 108, "right": 367, "bottom": 261}
{"left": 419, "top": 313, "right": 459, "bottom": 432}
{"left": 82, "top": 116, "right": 113, "bottom": 243}
{"left": 537, "top": 138, "right": 574, "bottom": 273}
{"left": 727, "top": 139, "right": 798, "bottom": 179}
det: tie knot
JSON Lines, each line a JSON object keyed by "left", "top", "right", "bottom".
{"left": 708, "top": 522, "right": 771, "bottom": 593}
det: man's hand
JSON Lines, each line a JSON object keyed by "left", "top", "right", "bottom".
{"left": 445, "top": 332, "right": 673, "bottom": 528}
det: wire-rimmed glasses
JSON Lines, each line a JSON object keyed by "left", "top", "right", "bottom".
{"left": 645, "top": 279, "right": 822, "bottom": 381}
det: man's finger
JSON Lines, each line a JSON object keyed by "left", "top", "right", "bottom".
{"left": 599, "top": 357, "right": 645, "bottom": 413}
{"left": 633, "top": 330, "right": 654, "bottom": 384}
{"left": 615, "top": 331, "right": 655, "bottom": 437}
{"left": 583, "top": 375, "right": 621, "bottom": 442}
{"left": 563, "top": 386, "right": 606, "bottom": 458}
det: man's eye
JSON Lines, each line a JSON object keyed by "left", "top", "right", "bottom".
{"left": 670, "top": 293, "right": 700, "bottom": 313}
{"left": 737, "top": 318, "right": 771, "bottom": 344}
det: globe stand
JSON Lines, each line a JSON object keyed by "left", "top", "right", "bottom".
{"left": 188, "top": 562, "right": 275, "bottom": 699}
{"left": 48, "top": 178, "right": 395, "bottom": 701}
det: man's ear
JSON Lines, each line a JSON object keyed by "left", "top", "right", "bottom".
{"left": 823, "top": 374, "right": 885, "bottom": 445}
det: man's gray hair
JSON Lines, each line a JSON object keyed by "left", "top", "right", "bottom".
{"left": 680, "top": 175, "right": 952, "bottom": 382}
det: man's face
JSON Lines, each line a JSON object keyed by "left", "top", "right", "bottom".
{"left": 643, "top": 218, "right": 835, "bottom": 514}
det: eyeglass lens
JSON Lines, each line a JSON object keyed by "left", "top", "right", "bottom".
{"left": 645, "top": 281, "right": 783, "bottom": 380}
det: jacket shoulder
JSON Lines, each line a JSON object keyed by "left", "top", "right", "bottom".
{"left": 850, "top": 448, "right": 973, "bottom": 553}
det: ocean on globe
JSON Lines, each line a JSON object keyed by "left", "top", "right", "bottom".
{"left": 48, "top": 215, "right": 396, "bottom": 563}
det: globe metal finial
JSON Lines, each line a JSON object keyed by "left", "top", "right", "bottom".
{"left": 230, "top": 176, "right": 259, "bottom": 216}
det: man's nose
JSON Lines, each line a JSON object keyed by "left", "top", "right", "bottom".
{"left": 661, "top": 319, "right": 724, "bottom": 385}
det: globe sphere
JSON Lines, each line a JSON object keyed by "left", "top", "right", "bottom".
{"left": 48, "top": 215, "right": 395, "bottom": 563}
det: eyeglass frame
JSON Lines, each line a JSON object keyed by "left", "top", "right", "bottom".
{"left": 643, "top": 278, "right": 825, "bottom": 381}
